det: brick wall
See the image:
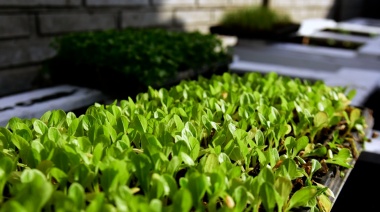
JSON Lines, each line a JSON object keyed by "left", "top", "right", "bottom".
{"left": 0, "top": 0, "right": 337, "bottom": 96}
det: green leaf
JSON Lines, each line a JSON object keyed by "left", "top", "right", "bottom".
{"left": 68, "top": 182, "right": 86, "bottom": 210}
{"left": 0, "top": 127, "right": 12, "bottom": 149}
{"left": 149, "top": 199, "right": 162, "bottom": 212}
{"left": 133, "top": 114, "right": 148, "bottom": 133}
{"left": 293, "top": 136, "right": 309, "bottom": 158}
{"left": 274, "top": 176, "right": 293, "bottom": 210}
{"left": 13, "top": 169, "right": 54, "bottom": 211}
{"left": 86, "top": 192, "right": 106, "bottom": 212}
{"left": 143, "top": 134, "right": 163, "bottom": 157}
{"left": 49, "top": 167, "right": 68, "bottom": 186}
{"left": 173, "top": 188, "right": 193, "bottom": 212}
{"left": 259, "top": 166, "right": 275, "bottom": 185}
{"left": 0, "top": 201, "right": 28, "bottom": 212}
{"left": 173, "top": 140, "right": 190, "bottom": 156}
{"left": 68, "top": 118, "right": 82, "bottom": 137}
{"left": 48, "top": 127, "right": 61, "bottom": 143}
{"left": 313, "top": 112, "right": 328, "bottom": 128}
{"left": 150, "top": 173, "right": 170, "bottom": 199}
{"left": 131, "top": 153, "right": 152, "bottom": 193}
{"left": 278, "top": 158, "right": 303, "bottom": 180}
{"left": 173, "top": 114, "right": 185, "bottom": 131}
{"left": 232, "top": 186, "right": 248, "bottom": 211}
{"left": 100, "top": 166, "right": 119, "bottom": 193}
{"left": 0, "top": 156, "right": 14, "bottom": 203}
{"left": 116, "top": 115, "right": 129, "bottom": 134}
{"left": 93, "top": 142, "right": 104, "bottom": 166}
{"left": 68, "top": 164, "right": 94, "bottom": 188}
{"left": 166, "top": 156, "right": 180, "bottom": 176}
{"left": 325, "top": 148, "right": 353, "bottom": 168}
{"left": 47, "top": 109, "right": 67, "bottom": 128}
{"left": 33, "top": 120, "right": 48, "bottom": 135}
{"left": 349, "top": 108, "right": 361, "bottom": 128}
{"left": 188, "top": 137, "right": 200, "bottom": 161}
{"left": 162, "top": 174, "right": 178, "bottom": 199}
{"left": 310, "top": 159, "right": 322, "bottom": 177}
{"left": 30, "top": 140, "right": 45, "bottom": 165}
{"left": 260, "top": 182, "right": 277, "bottom": 212}
{"left": 305, "top": 145, "right": 327, "bottom": 157}
{"left": 203, "top": 153, "right": 219, "bottom": 173}
{"left": 11, "top": 133, "right": 29, "bottom": 150}
{"left": 286, "top": 186, "right": 318, "bottom": 211}
{"left": 180, "top": 152, "right": 195, "bottom": 166}
{"left": 187, "top": 172, "right": 208, "bottom": 208}
{"left": 317, "top": 193, "right": 332, "bottom": 212}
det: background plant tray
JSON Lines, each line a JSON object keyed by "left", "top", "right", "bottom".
{"left": 209, "top": 23, "right": 300, "bottom": 41}
{"left": 321, "top": 28, "right": 378, "bottom": 37}
{"left": 280, "top": 35, "right": 365, "bottom": 50}
{"left": 47, "top": 61, "right": 230, "bottom": 101}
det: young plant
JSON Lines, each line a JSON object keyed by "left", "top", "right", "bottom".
{"left": 219, "top": 6, "right": 292, "bottom": 31}
{"left": 43, "top": 27, "right": 232, "bottom": 98}
{"left": 0, "top": 72, "right": 370, "bottom": 211}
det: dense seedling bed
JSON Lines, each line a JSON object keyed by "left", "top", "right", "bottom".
{"left": 218, "top": 6, "right": 292, "bottom": 31}
{"left": 43, "top": 27, "right": 231, "bottom": 98}
{"left": 0, "top": 72, "right": 369, "bottom": 211}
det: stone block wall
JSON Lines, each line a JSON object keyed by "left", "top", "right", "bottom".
{"left": 0, "top": 0, "right": 337, "bottom": 96}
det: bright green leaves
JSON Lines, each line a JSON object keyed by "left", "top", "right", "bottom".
{"left": 276, "top": 158, "right": 304, "bottom": 180}
{"left": 46, "top": 27, "right": 231, "bottom": 93}
{"left": 149, "top": 173, "right": 171, "bottom": 200}
{"left": 314, "top": 111, "right": 329, "bottom": 128}
{"left": 68, "top": 183, "right": 86, "bottom": 210}
{"left": 102, "top": 159, "right": 131, "bottom": 193}
{"left": 68, "top": 163, "right": 95, "bottom": 188}
{"left": 326, "top": 148, "right": 353, "bottom": 168}
{"left": 172, "top": 188, "right": 193, "bottom": 212}
{"left": 48, "top": 127, "right": 61, "bottom": 143}
{"left": 202, "top": 153, "right": 219, "bottom": 173}
{"left": 131, "top": 153, "right": 152, "bottom": 193}
{"left": 0, "top": 156, "right": 14, "bottom": 203}
{"left": 345, "top": 107, "right": 365, "bottom": 132}
{"left": 285, "top": 186, "right": 319, "bottom": 211}
{"left": 310, "top": 111, "right": 329, "bottom": 142}
{"left": 33, "top": 120, "right": 48, "bottom": 136}
{"left": 47, "top": 109, "right": 67, "bottom": 128}
{"left": 274, "top": 176, "right": 293, "bottom": 211}
{"left": 1, "top": 169, "right": 53, "bottom": 212}
{"left": 260, "top": 182, "right": 279, "bottom": 212}
{"left": 231, "top": 186, "right": 249, "bottom": 211}
{"left": 185, "top": 172, "right": 209, "bottom": 209}
{"left": 132, "top": 114, "right": 148, "bottom": 134}
{"left": 285, "top": 136, "right": 309, "bottom": 158}
{"left": 220, "top": 5, "right": 292, "bottom": 31}
{"left": 0, "top": 72, "right": 368, "bottom": 211}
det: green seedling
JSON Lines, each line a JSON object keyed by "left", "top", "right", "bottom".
{"left": 0, "top": 72, "right": 369, "bottom": 211}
